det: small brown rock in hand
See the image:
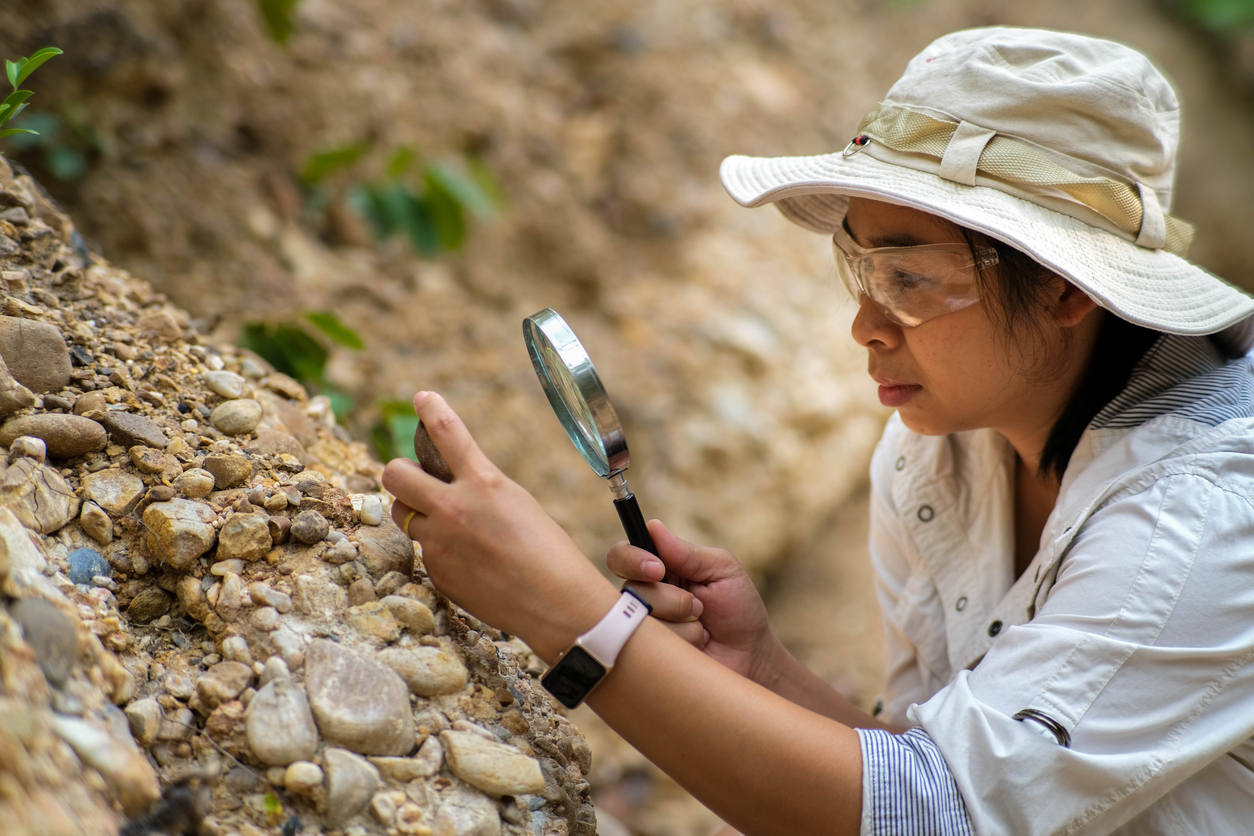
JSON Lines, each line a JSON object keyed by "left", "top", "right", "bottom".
{"left": 413, "top": 421, "right": 454, "bottom": 483}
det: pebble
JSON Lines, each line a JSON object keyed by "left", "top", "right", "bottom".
{"left": 134, "top": 310, "right": 182, "bottom": 341}
{"left": 210, "top": 398, "right": 263, "bottom": 435}
{"left": 125, "top": 697, "right": 165, "bottom": 746}
{"left": 381, "top": 596, "right": 435, "bottom": 635}
{"left": 293, "top": 573, "right": 346, "bottom": 617}
{"left": 217, "top": 513, "right": 271, "bottom": 562}
{"left": 378, "top": 646, "right": 469, "bottom": 697}
{"left": 127, "top": 445, "right": 166, "bottom": 475}
{"left": 355, "top": 523, "right": 417, "bottom": 578}
{"left": 260, "top": 656, "right": 290, "bottom": 686}
{"left": 0, "top": 414, "right": 107, "bottom": 458}
{"left": 347, "top": 577, "right": 375, "bottom": 606}
{"left": 323, "top": 539, "right": 358, "bottom": 565}
{"left": 248, "top": 582, "right": 293, "bottom": 613}
{"left": 82, "top": 468, "right": 146, "bottom": 515}
{"left": 222, "top": 636, "right": 253, "bottom": 665}
{"left": 11, "top": 597, "right": 78, "bottom": 687}
{"left": 203, "top": 452, "right": 253, "bottom": 489}
{"left": 284, "top": 761, "right": 324, "bottom": 796}
{"left": 252, "top": 605, "right": 282, "bottom": 632}
{"left": 216, "top": 572, "right": 245, "bottom": 621}
{"left": 263, "top": 491, "right": 288, "bottom": 512}
{"left": 7, "top": 435, "right": 45, "bottom": 463}
{"left": 305, "top": 639, "right": 415, "bottom": 756}
{"left": 174, "top": 467, "right": 215, "bottom": 498}
{"left": 203, "top": 371, "right": 246, "bottom": 399}
{"left": 180, "top": 418, "right": 198, "bottom": 431}
{"left": 51, "top": 715, "right": 161, "bottom": 816}
{"left": 432, "top": 783, "right": 502, "bottom": 836}
{"left": 143, "top": 499, "right": 218, "bottom": 569}
{"left": 0, "top": 352, "right": 34, "bottom": 414}
{"left": 73, "top": 391, "right": 107, "bottom": 418}
{"left": 323, "top": 748, "right": 381, "bottom": 824}
{"left": 100, "top": 411, "right": 168, "bottom": 449}
{"left": 245, "top": 678, "right": 319, "bottom": 766}
{"left": 370, "top": 735, "right": 442, "bottom": 781}
{"left": 127, "top": 587, "right": 171, "bottom": 623}
{"left": 359, "top": 495, "right": 383, "bottom": 525}
{"left": 347, "top": 602, "right": 401, "bottom": 642}
{"left": 440, "top": 730, "right": 547, "bottom": 796}
{"left": 264, "top": 373, "right": 306, "bottom": 400}
{"left": 268, "top": 514, "right": 291, "bottom": 544}
{"left": 1, "top": 457, "right": 81, "bottom": 533}
{"left": 146, "top": 485, "right": 175, "bottom": 503}
{"left": 0, "top": 315, "right": 72, "bottom": 393}
{"left": 163, "top": 672, "right": 195, "bottom": 700}
{"left": 79, "top": 500, "right": 113, "bottom": 544}
{"left": 291, "top": 509, "right": 329, "bottom": 544}
{"left": 211, "top": 558, "right": 245, "bottom": 576}
{"left": 196, "top": 660, "right": 254, "bottom": 710}
{"left": 371, "top": 790, "right": 403, "bottom": 825}
{"left": 67, "top": 547, "right": 110, "bottom": 585}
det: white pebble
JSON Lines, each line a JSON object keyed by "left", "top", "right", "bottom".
{"left": 360, "top": 495, "right": 383, "bottom": 526}
{"left": 181, "top": 419, "right": 199, "bottom": 431}
{"left": 222, "top": 636, "right": 253, "bottom": 665}
{"left": 204, "top": 371, "right": 246, "bottom": 400}
{"left": 284, "top": 761, "right": 324, "bottom": 795}
{"left": 8, "top": 436, "right": 46, "bottom": 463}
{"left": 211, "top": 559, "right": 245, "bottom": 576}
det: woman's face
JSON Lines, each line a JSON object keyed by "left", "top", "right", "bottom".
{"left": 846, "top": 197, "right": 1073, "bottom": 441}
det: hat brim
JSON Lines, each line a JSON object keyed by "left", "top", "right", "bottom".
{"left": 720, "top": 150, "right": 1254, "bottom": 340}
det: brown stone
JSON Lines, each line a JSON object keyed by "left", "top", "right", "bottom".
{"left": 135, "top": 310, "right": 182, "bottom": 341}
{"left": 81, "top": 468, "right": 146, "bottom": 515}
{"left": 0, "top": 457, "right": 80, "bottom": 533}
{"left": 354, "top": 521, "right": 416, "bottom": 579}
{"left": 100, "top": 411, "right": 168, "bottom": 449}
{"left": 0, "top": 413, "right": 106, "bottom": 458}
{"left": 203, "top": 452, "right": 253, "bottom": 489}
{"left": 0, "top": 315, "right": 72, "bottom": 393}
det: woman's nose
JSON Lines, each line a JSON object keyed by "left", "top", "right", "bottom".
{"left": 851, "top": 294, "right": 902, "bottom": 348}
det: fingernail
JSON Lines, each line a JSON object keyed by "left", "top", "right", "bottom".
{"left": 414, "top": 391, "right": 430, "bottom": 405}
{"left": 645, "top": 559, "right": 665, "bottom": 580}
{"left": 691, "top": 598, "right": 704, "bottom": 618}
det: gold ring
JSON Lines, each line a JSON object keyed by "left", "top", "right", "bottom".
{"left": 402, "top": 510, "right": 417, "bottom": 537}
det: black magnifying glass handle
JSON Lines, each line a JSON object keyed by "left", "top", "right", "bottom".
{"left": 613, "top": 492, "right": 657, "bottom": 556}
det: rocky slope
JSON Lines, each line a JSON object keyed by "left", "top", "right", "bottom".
{"left": 0, "top": 157, "right": 595, "bottom": 836}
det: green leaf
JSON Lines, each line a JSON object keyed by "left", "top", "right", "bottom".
{"left": 426, "top": 160, "right": 497, "bottom": 218}
{"left": 387, "top": 412, "right": 421, "bottom": 461}
{"left": 306, "top": 311, "right": 364, "bottom": 350}
{"left": 273, "top": 324, "right": 328, "bottom": 383}
{"left": 346, "top": 184, "right": 394, "bottom": 238}
{"left": 386, "top": 145, "right": 417, "bottom": 179}
{"left": 1, "top": 90, "right": 33, "bottom": 111}
{"left": 14, "top": 48, "right": 62, "bottom": 87}
{"left": 0, "top": 128, "right": 37, "bottom": 139}
{"left": 423, "top": 173, "right": 467, "bottom": 251}
{"left": 47, "top": 145, "right": 87, "bottom": 181}
{"left": 300, "top": 141, "right": 368, "bottom": 185}
{"left": 398, "top": 190, "right": 440, "bottom": 255}
{"left": 0, "top": 104, "right": 9, "bottom": 123}
{"left": 5, "top": 61, "right": 17, "bottom": 90}
{"left": 3, "top": 103, "right": 27, "bottom": 126}
{"left": 258, "top": 0, "right": 302, "bottom": 44}
{"left": 468, "top": 155, "right": 507, "bottom": 209}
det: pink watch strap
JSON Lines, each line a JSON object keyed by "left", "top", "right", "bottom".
{"left": 578, "top": 591, "right": 651, "bottom": 666}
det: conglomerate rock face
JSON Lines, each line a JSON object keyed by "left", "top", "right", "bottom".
{"left": 0, "top": 157, "right": 594, "bottom": 836}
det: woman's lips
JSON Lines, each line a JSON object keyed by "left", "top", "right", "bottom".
{"left": 878, "top": 384, "right": 922, "bottom": 407}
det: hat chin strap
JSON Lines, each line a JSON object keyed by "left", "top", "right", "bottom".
{"left": 855, "top": 103, "right": 1194, "bottom": 257}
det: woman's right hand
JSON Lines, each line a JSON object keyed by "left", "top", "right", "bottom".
{"left": 607, "top": 520, "right": 779, "bottom": 685}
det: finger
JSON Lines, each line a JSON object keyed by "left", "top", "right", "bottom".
{"left": 606, "top": 540, "right": 666, "bottom": 582}
{"left": 412, "top": 392, "right": 490, "bottom": 478}
{"left": 647, "top": 519, "right": 739, "bottom": 584}
{"left": 382, "top": 457, "right": 444, "bottom": 515}
{"left": 622, "top": 581, "right": 703, "bottom": 623}
{"left": 389, "top": 498, "right": 424, "bottom": 539}
{"left": 664, "top": 620, "right": 706, "bottom": 648}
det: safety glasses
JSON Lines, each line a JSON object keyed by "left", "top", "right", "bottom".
{"left": 833, "top": 224, "right": 998, "bottom": 327}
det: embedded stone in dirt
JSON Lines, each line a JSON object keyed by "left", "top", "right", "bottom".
{"left": 129, "top": 445, "right": 169, "bottom": 475}
{"left": 203, "top": 370, "right": 245, "bottom": 399}
{"left": 210, "top": 398, "right": 263, "bottom": 435}
{"left": 67, "top": 547, "right": 110, "bottom": 585}
{"left": 134, "top": 310, "right": 182, "bottom": 342}
{"left": 247, "top": 428, "right": 305, "bottom": 458}
{"left": 100, "top": 411, "right": 167, "bottom": 449}
{"left": 196, "top": 660, "right": 254, "bottom": 710}
{"left": 346, "top": 601, "right": 402, "bottom": 642}
{"left": 245, "top": 678, "right": 319, "bottom": 766}
{"left": 284, "top": 761, "right": 324, "bottom": 796}
{"left": 381, "top": 595, "right": 435, "bottom": 635}
{"left": 203, "top": 452, "right": 253, "bottom": 489}
{"left": 217, "top": 512, "right": 271, "bottom": 562}
{"left": 81, "top": 468, "right": 145, "bottom": 515}
{"left": 291, "top": 509, "right": 329, "bottom": 544}
{"left": 323, "top": 747, "right": 381, "bottom": 824}
{"left": 378, "top": 645, "right": 469, "bottom": 697}
{"left": 126, "top": 587, "right": 171, "bottom": 623}
{"left": 173, "top": 467, "right": 215, "bottom": 498}
{"left": 11, "top": 597, "right": 77, "bottom": 687}
{"left": 79, "top": 500, "right": 113, "bottom": 544}
{"left": 0, "top": 457, "right": 80, "bottom": 533}
{"left": 0, "top": 352, "right": 34, "bottom": 414}
{"left": 143, "top": 498, "right": 217, "bottom": 569}
{"left": 354, "top": 521, "right": 415, "bottom": 578}
{"left": 0, "top": 413, "right": 105, "bottom": 458}
{"left": 0, "top": 315, "right": 72, "bottom": 393}
{"left": 441, "top": 730, "right": 547, "bottom": 796}
{"left": 305, "top": 639, "right": 415, "bottom": 756}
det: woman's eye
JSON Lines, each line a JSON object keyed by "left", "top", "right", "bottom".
{"left": 889, "top": 271, "right": 934, "bottom": 292}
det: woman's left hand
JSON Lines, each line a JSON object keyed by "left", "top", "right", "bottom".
{"left": 382, "top": 392, "right": 617, "bottom": 660}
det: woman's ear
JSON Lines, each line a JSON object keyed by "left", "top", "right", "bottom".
{"left": 1051, "top": 277, "right": 1100, "bottom": 329}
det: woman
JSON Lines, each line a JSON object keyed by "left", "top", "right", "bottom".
{"left": 383, "top": 28, "right": 1254, "bottom": 835}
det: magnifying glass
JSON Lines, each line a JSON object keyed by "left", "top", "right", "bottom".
{"left": 523, "top": 308, "right": 659, "bottom": 561}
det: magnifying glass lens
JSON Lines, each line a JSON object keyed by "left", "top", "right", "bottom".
{"left": 533, "top": 336, "right": 608, "bottom": 472}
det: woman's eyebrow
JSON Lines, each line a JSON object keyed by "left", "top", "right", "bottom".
{"left": 867, "top": 232, "right": 930, "bottom": 248}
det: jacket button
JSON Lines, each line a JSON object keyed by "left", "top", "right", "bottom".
{"left": 955, "top": 596, "right": 967, "bottom": 612}
{"left": 895, "top": 456, "right": 906, "bottom": 471}
{"left": 917, "top": 505, "right": 935, "bottom": 522}
{"left": 988, "top": 620, "right": 1003, "bottom": 637}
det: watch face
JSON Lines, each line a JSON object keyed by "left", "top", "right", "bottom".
{"left": 541, "top": 646, "right": 607, "bottom": 709}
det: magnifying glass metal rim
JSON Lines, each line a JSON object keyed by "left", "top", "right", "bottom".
{"left": 523, "top": 308, "right": 630, "bottom": 478}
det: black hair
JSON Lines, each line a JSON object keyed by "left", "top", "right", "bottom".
{"left": 961, "top": 230, "right": 1160, "bottom": 483}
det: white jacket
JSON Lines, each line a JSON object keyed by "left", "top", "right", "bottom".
{"left": 856, "top": 335, "right": 1254, "bottom": 835}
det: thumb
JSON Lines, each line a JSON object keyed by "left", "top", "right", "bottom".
{"left": 647, "top": 519, "right": 739, "bottom": 584}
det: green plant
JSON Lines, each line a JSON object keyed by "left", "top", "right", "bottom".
{"left": 1, "top": 47, "right": 62, "bottom": 148}
{"left": 1176, "top": 0, "right": 1254, "bottom": 32}
{"left": 6, "top": 108, "right": 100, "bottom": 181}
{"left": 370, "top": 399, "right": 421, "bottom": 463}
{"left": 239, "top": 310, "right": 362, "bottom": 418}
{"left": 258, "top": 0, "right": 302, "bottom": 44}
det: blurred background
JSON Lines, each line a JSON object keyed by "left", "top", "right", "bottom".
{"left": 2, "top": 1, "right": 1252, "bottom": 832}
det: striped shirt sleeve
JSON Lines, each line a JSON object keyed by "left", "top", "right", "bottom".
{"left": 856, "top": 727, "right": 974, "bottom": 836}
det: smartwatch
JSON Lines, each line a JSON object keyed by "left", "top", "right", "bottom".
{"left": 541, "top": 590, "right": 651, "bottom": 709}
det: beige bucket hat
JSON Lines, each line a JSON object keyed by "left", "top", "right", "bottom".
{"left": 720, "top": 27, "right": 1254, "bottom": 350}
